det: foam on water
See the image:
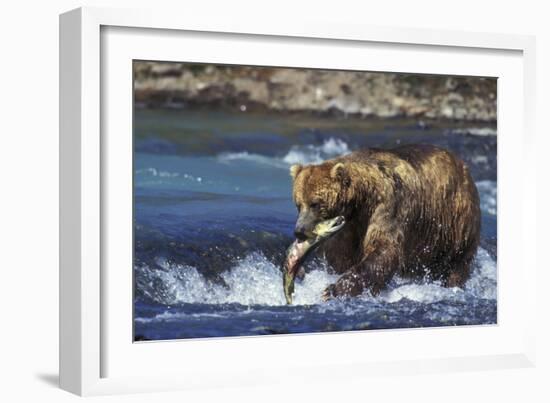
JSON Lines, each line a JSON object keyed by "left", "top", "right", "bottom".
{"left": 135, "top": 167, "right": 181, "bottom": 178}
{"left": 282, "top": 137, "right": 351, "bottom": 165}
{"left": 449, "top": 127, "right": 497, "bottom": 137}
{"left": 134, "top": 311, "right": 227, "bottom": 323}
{"left": 136, "top": 247, "right": 496, "bottom": 310}
{"left": 217, "top": 151, "right": 289, "bottom": 169}
{"left": 135, "top": 166, "right": 205, "bottom": 187}
{"left": 217, "top": 137, "right": 351, "bottom": 168}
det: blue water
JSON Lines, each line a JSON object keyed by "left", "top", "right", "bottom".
{"left": 133, "top": 109, "right": 497, "bottom": 341}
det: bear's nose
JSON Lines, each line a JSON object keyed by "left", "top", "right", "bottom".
{"left": 294, "top": 227, "right": 308, "bottom": 241}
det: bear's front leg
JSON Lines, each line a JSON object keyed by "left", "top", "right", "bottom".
{"left": 322, "top": 238, "right": 400, "bottom": 300}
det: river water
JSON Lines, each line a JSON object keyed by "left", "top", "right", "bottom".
{"left": 133, "top": 109, "right": 497, "bottom": 341}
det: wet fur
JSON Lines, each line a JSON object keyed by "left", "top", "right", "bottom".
{"left": 291, "top": 144, "right": 481, "bottom": 297}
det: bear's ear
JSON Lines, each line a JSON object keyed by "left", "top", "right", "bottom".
{"left": 330, "top": 162, "right": 351, "bottom": 187}
{"left": 290, "top": 164, "right": 302, "bottom": 180}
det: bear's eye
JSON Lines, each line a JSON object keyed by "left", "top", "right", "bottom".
{"left": 309, "top": 202, "right": 320, "bottom": 210}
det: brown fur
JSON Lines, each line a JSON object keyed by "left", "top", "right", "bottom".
{"left": 290, "top": 144, "right": 481, "bottom": 298}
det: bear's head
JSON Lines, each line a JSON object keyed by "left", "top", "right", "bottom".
{"left": 290, "top": 161, "right": 352, "bottom": 241}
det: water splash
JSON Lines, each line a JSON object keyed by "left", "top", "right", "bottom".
{"left": 282, "top": 137, "right": 351, "bottom": 165}
{"left": 217, "top": 137, "right": 351, "bottom": 168}
{"left": 136, "top": 252, "right": 338, "bottom": 306}
{"left": 135, "top": 248, "right": 496, "bottom": 308}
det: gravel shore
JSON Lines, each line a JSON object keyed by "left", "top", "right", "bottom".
{"left": 134, "top": 62, "right": 496, "bottom": 122}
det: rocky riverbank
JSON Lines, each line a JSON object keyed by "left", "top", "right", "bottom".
{"left": 134, "top": 62, "right": 496, "bottom": 122}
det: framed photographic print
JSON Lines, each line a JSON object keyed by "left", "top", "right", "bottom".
{"left": 60, "top": 7, "right": 537, "bottom": 396}
{"left": 132, "top": 60, "right": 498, "bottom": 341}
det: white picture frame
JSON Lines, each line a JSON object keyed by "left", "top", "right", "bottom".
{"left": 59, "top": 6, "right": 537, "bottom": 396}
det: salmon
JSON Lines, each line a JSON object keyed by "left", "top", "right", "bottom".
{"left": 283, "top": 216, "right": 345, "bottom": 304}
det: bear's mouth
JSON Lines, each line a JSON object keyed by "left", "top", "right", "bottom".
{"left": 293, "top": 215, "right": 346, "bottom": 256}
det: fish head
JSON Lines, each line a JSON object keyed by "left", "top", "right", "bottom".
{"left": 312, "top": 215, "right": 346, "bottom": 238}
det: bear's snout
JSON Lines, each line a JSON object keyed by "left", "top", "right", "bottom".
{"left": 294, "top": 209, "right": 318, "bottom": 240}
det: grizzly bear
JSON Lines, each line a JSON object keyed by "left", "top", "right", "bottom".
{"left": 290, "top": 144, "right": 481, "bottom": 299}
